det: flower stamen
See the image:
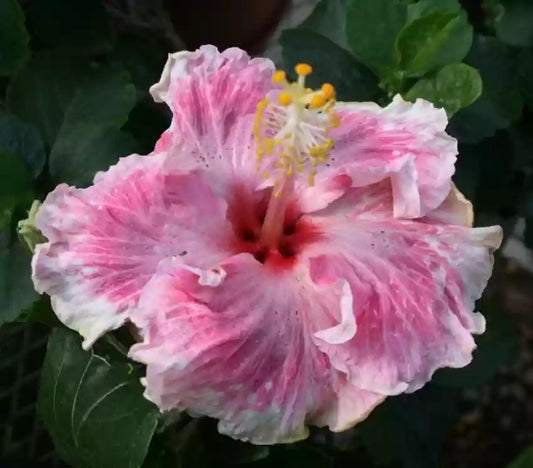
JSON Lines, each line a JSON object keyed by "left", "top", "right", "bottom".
{"left": 253, "top": 63, "right": 338, "bottom": 190}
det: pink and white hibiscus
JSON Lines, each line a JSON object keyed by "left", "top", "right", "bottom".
{"left": 31, "top": 46, "right": 502, "bottom": 444}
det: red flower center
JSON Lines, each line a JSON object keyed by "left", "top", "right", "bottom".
{"left": 227, "top": 185, "right": 321, "bottom": 270}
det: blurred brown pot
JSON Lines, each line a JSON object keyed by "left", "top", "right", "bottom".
{"left": 165, "top": 0, "right": 289, "bottom": 54}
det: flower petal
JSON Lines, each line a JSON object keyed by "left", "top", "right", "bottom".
{"left": 425, "top": 184, "right": 474, "bottom": 227}
{"left": 130, "top": 254, "right": 383, "bottom": 444}
{"left": 313, "top": 280, "right": 357, "bottom": 345}
{"left": 151, "top": 46, "right": 275, "bottom": 189}
{"left": 313, "top": 374, "right": 385, "bottom": 432}
{"left": 305, "top": 182, "right": 502, "bottom": 395}
{"left": 32, "top": 153, "right": 231, "bottom": 348}
{"left": 308, "top": 95, "right": 457, "bottom": 218}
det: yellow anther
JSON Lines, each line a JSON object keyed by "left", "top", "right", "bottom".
{"left": 272, "top": 70, "right": 286, "bottom": 84}
{"left": 309, "top": 93, "right": 326, "bottom": 109}
{"left": 264, "top": 138, "right": 275, "bottom": 154}
{"left": 321, "top": 83, "right": 335, "bottom": 100}
{"left": 278, "top": 92, "right": 292, "bottom": 106}
{"left": 252, "top": 66, "right": 337, "bottom": 189}
{"left": 329, "top": 113, "right": 340, "bottom": 128}
{"left": 295, "top": 63, "right": 312, "bottom": 76}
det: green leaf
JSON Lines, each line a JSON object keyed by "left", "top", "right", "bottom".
{"left": 28, "top": 0, "right": 114, "bottom": 53}
{"left": 405, "top": 63, "right": 482, "bottom": 116}
{"left": 0, "top": 0, "right": 30, "bottom": 76}
{"left": 396, "top": 11, "right": 473, "bottom": 77}
{"left": 22, "top": 295, "right": 62, "bottom": 327}
{"left": 51, "top": 128, "right": 136, "bottom": 187}
{"left": 0, "top": 242, "right": 38, "bottom": 325}
{"left": 7, "top": 51, "right": 96, "bottom": 145}
{"left": 345, "top": 0, "right": 407, "bottom": 73}
{"left": 359, "top": 385, "right": 456, "bottom": 468}
{"left": 433, "top": 301, "right": 517, "bottom": 387}
{"left": 453, "top": 143, "right": 481, "bottom": 202}
{"left": 456, "top": 133, "right": 518, "bottom": 215}
{"left": 300, "top": 0, "right": 349, "bottom": 50}
{"left": 123, "top": 103, "right": 170, "bottom": 155}
{"left": 0, "top": 211, "right": 39, "bottom": 326}
{"left": 110, "top": 35, "right": 168, "bottom": 97}
{"left": 58, "top": 70, "right": 135, "bottom": 127}
{"left": 508, "top": 446, "right": 533, "bottom": 468}
{"left": 17, "top": 199, "right": 46, "bottom": 253}
{"left": 448, "top": 35, "right": 524, "bottom": 143}
{"left": 49, "top": 70, "right": 137, "bottom": 186}
{"left": 280, "top": 29, "right": 380, "bottom": 102}
{"left": 519, "top": 48, "right": 533, "bottom": 112}
{"left": 38, "top": 328, "right": 159, "bottom": 468}
{"left": 466, "top": 35, "right": 524, "bottom": 121}
{"left": 496, "top": 0, "right": 533, "bottom": 47}
{"left": 407, "top": 0, "right": 461, "bottom": 22}
{"left": 0, "top": 151, "right": 33, "bottom": 216}
{"left": 510, "top": 121, "right": 533, "bottom": 171}
{"left": 0, "top": 116, "right": 46, "bottom": 177}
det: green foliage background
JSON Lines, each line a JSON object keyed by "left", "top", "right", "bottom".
{"left": 0, "top": 0, "right": 532, "bottom": 466}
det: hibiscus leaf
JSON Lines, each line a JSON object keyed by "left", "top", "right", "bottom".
{"left": 38, "top": 328, "right": 159, "bottom": 468}
{"left": 345, "top": 0, "right": 407, "bottom": 74}
{"left": 453, "top": 143, "right": 481, "bottom": 202}
{"left": 299, "top": 0, "right": 349, "bottom": 50}
{"left": 0, "top": 151, "right": 33, "bottom": 217}
{"left": 358, "top": 385, "right": 456, "bottom": 468}
{"left": 448, "top": 35, "right": 524, "bottom": 143}
{"left": 53, "top": 69, "right": 136, "bottom": 128}
{"left": 0, "top": 151, "right": 38, "bottom": 328}
{"left": 0, "top": 215, "right": 39, "bottom": 326}
{"left": 51, "top": 127, "right": 137, "bottom": 187}
{"left": 396, "top": 11, "right": 473, "bottom": 78}
{"left": 7, "top": 50, "right": 96, "bottom": 145}
{"left": 49, "top": 69, "right": 137, "bottom": 186}
{"left": 406, "top": 0, "right": 461, "bottom": 22}
{"left": 28, "top": 0, "right": 114, "bottom": 54}
{"left": 508, "top": 446, "right": 533, "bottom": 468}
{"left": 280, "top": 29, "right": 380, "bottom": 102}
{"left": 495, "top": 0, "right": 533, "bottom": 47}
{"left": 519, "top": 48, "right": 533, "bottom": 112}
{"left": 109, "top": 34, "right": 168, "bottom": 97}
{"left": 22, "top": 295, "right": 62, "bottom": 328}
{"left": 0, "top": 0, "right": 30, "bottom": 76}
{"left": 0, "top": 244, "right": 38, "bottom": 325}
{"left": 123, "top": 103, "right": 171, "bottom": 155}
{"left": 0, "top": 116, "right": 46, "bottom": 178}
{"left": 405, "top": 63, "right": 482, "bottom": 116}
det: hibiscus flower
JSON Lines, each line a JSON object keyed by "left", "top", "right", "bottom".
{"left": 31, "top": 46, "right": 502, "bottom": 444}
